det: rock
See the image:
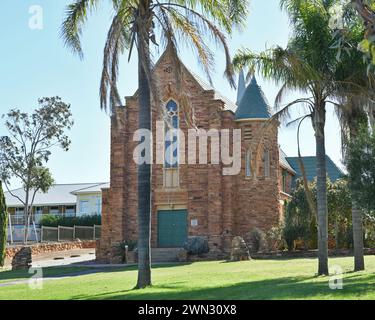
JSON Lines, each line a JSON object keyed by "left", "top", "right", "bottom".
{"left": 230, "top": 236, "right": 251, "bottom": 261}
{"left": 177, "top": 248, "right": 188, "bottom": 262}
{"left": 11, "top": 247, "right": 32, "bottom": 270}
{"left": 110, "top": 244, "right": 124, "bottom": 264}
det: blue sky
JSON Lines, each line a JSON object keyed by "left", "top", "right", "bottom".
{"left": 0, "top": 0, "right": 342, "bottom": 189}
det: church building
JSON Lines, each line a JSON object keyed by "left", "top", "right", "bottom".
{"left": 96, "top": 51, "right": 301, "bottom": 262}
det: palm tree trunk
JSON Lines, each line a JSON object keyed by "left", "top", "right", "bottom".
{"left": 136, "top": 4, "right": 152, "bottom": 289}
{"left": 334, "top": 216, "right": 339, "bottom": 250}
{"left": 348, "top": 126, "right": 365, "bottom": 271}
{"left": 352, "top": 204, "right": 365, "bottom": 271}
{"left": 314, "top": 106, "right": 329, "bottom": 275}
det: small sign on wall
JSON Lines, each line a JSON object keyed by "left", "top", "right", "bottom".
{"left": 191, "top": 219, "right": 198, "bottom": 227}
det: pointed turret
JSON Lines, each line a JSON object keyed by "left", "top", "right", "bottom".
{"left": 236, "top": 70, "right": 246, "bottom": 105}
{"left": 235, "top": 76, "right": 271, "bottom": 120}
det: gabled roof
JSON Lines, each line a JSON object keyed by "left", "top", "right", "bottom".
{"left": 187, "top": 69, "right": 237, "bottom": 113}
{"left": 131, "top": 49, "right": 238, "bottom": 113}
{"left": 279, "top": 148, "right": 297, "bottom": 174}
{"left": 4, "top": 183, "right": 108, "bottom": 207}
{"left": 235, "top": 76, "right": 272, "bottom": 120}
{"left": 285, "top": 156, "right": 344, "bottom": 182}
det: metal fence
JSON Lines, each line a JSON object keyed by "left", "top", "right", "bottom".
{"left": 7, "top": 225, "right": 101, "bottom": 243}
{"left": 40, "top": 225, "right": 101, "bottom": 242}
{"left": 40, "top": 226, "right": 58, "bottom": 242}
{"left": 7, "top": 225, "right": 41, "bottom": 242}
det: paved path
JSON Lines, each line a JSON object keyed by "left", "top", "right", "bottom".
{"left": 32, "top": 248, "right": 96, "bottom": 268}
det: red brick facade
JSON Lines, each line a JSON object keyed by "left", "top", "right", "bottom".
{"left": 96, "top": 53, "right": 293, "bottom": 262}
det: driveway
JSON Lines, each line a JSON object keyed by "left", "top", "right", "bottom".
{"left": 32, "top": 248, "right": 96, "bottom": 268}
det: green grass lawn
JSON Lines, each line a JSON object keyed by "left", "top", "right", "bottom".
{"left": 0, "top": 266, "right": 91, "bottom": 284}
{"left": 1, "top": 256, "right": 375, "bottom": 300}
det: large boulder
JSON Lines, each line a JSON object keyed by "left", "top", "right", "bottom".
{"left": 183, "top": 236, "right": 209, "bottom": 255}
{"left": 11, "top": 247, "right": 32, "bottom": 270}
{"left": 246, "top": 228, "right": 267, "bottom": 253}
{"left": 230, "top": 236, "right": 251, "bottom": 261}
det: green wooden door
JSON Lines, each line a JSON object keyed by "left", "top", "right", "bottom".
{"left": 158, "top": 210, "right": 188, "bottom": 247}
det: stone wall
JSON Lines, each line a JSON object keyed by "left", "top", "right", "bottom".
{"left": 6, "top": 240, "right": 95, "bottom": 261}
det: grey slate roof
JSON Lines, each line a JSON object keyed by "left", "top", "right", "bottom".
{"left": 235, "top": 76, "right": 272, "bottom": 120}
{"left": 4, "top": 183, "right": 108, "bottom": 207}
{"left": 286, "top": 156, "right": 344, "bottom": 182}
{"left": 236, "top": 70, "right": 246, "bottom": 105}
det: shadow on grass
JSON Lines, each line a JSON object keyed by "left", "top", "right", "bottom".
{"left": 0, "top": 266, "right": 94, "bottom": 283}
{"left": 0, "top": 262, "right": 192, "bottom": 283}
{"left": 71, "top": 272, "right": 375, "bottom": 300}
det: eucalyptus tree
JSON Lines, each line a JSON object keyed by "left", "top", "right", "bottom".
{"left": 61, "top": 0, "right": 248, "bottom": 288}
{"left": 0, "top": 97, "right": 72, "bottom": 244}
{"left": 233, "top": 0, "right": 361, "bottom": 275}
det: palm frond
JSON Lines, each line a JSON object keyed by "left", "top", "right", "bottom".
{"left": 61, "top": 0, "right": 99, "bottom": 58}
{"left": 100, "top": 7, "right": 132, "bottom": 112}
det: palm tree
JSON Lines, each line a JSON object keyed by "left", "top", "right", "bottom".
{"left": 338, "top": 98, "right": 368, "bottom": 271}
{"left": 61, "top": 0, "right": 248, "bottom": 288}
{"left": 333, "top": 16, "right": 375, "bottom": 270}
{"left": 234, "top": 0, "right": 353, "bottom": 275}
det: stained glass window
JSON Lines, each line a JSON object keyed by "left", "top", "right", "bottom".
{"left": 165, "top": 100, "right": 179, "bottom": 168}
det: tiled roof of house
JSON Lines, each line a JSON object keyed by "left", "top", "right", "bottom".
{"left": 235, "top": 76, "right": 272, "bottom": 120}
{"left": 71, "top": 182, "right": 110, "bottom": 194}
{"left": 285, "top": 156, "right": 344, "bottom": 182}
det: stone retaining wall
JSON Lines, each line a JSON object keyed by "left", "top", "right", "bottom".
{"left": 6, "top": 240, "right": 96, "bottom": 261}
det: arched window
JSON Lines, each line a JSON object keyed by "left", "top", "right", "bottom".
{"left": 245, "top": 149, "right": 252, "bottom": 177}
{"left": 164, "top": 100, "right": 179, "bottom": 168}
{"left": 164, "top": 100, "right": 179, "bottom": 188}
{"left": 264, "top": 149, "right": 270, "bottom": 178}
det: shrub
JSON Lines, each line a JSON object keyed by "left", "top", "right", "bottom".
{"left": 184, "top": 236, "right": 209, "bottom": 255}
{"left": 39, "top": 214, "right": 101, "bottom": 227}
{"left": 265, "top": 226, "right": 284, "bottom": 252}
{"left": 247, "top": 228, "right": 267, "bottom": 253}
{"left": 283, "top": 224, "right": 303, "bottom": 252}
{"left": 120, "top": 239, "right": 137, "bottom": 252}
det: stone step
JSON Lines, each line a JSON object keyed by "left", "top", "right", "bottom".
{"left": 151, "top": 248, "right": 181, "bottom": 262}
